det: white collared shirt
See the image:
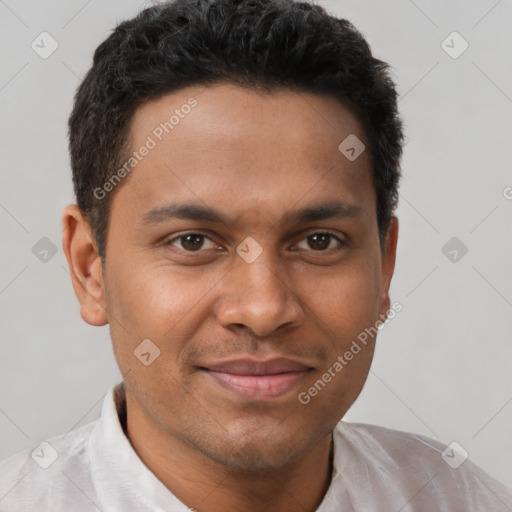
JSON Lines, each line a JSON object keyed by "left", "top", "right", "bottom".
{"left": 1, "top": 383, "right": 511, "bottom": 511}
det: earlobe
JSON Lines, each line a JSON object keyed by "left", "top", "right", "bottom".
{"left": 379, "top": 216, "right": 399, "bottom": 319}
{"left": 62, "top": 204, "right": 109, "bottom": 327}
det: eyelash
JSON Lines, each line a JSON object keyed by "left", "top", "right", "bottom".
{"left": 163, "top": 230, "right": 346, "bottom": 253}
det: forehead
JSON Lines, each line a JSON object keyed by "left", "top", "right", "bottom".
{"left": 113, "top": 83, "right": 374, "bottom": 227}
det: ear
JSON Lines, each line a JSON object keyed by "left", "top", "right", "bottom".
{"left": 62, "top": 204, "right": 108, "bottom": 326}
{"left": 379, "top": 216, "right": 399, "bottom": 319}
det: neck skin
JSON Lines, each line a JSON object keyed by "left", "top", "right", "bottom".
{"left": 118, "top": 387, "right": 334, "bottom": 512}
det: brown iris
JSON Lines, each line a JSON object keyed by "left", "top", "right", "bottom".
{"left": 181, "top": 234, "right": 205, "bottom": 251}
{"left": 308, "top": 233, "right": 331, "bottom": 250}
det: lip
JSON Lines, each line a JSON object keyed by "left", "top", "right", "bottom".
{"left": 199, "top": 358, "right": 313, "bottom": 400}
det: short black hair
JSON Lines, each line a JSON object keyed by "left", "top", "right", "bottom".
{"left": 68, "top": 0, "right": 404, "bottom": 261}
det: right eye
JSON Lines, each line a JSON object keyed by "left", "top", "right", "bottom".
{"left": 164, "top": 232, "right": 219, "bottom": 252}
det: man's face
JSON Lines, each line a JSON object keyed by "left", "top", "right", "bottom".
{"left": 99, "top": 83, "right": 397, "bottom": 470}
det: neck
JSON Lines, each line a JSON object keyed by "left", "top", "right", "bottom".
{"left": 116, "top": 383, "right": 334, "bottom": 512}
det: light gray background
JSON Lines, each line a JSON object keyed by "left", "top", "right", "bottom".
{"left": 1, "top": 0, "right": 511, "bottom": 488}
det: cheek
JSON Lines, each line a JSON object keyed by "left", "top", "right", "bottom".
{"left": 105, "top": 262, "right": 222, "bottom": 350}
{"left": 103, "top": 263, "right": 216, "bottom": 397}
{"left": 306, "top": 255, "right": 382, "bottom": 338}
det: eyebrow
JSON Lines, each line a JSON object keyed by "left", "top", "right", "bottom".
{"left": 141, "top": 200, "right": 365, "bottom": 226}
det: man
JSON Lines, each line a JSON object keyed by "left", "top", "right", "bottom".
{"left": 1, "top": 0, "right": 510, "bottom": 510}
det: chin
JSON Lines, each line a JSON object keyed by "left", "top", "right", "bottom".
{"left": 193, "top": 429, "right": 306, "bottom": 472}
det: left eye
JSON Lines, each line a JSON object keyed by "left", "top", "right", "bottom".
{"left": 295, "top": 232, "right": 344, "bottom": 251}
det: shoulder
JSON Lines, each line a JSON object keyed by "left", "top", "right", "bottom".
{"left": 336, "top": 421, "right": 452, "bottom": 462}
{"left": 331, "top": 421, "right": 512, "bottom": 510}
{"left": 0, "top": 420, "right": 100, "bottom": 512}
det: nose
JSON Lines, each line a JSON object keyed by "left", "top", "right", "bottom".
{"left": 215, "top": 253, "right": 305, "bottom": 337}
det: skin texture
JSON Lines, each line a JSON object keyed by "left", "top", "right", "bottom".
{"left": 62, "top": 83, "right": 399, "bottom": 512}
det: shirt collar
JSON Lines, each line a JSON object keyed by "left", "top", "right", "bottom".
{"left": 88, "top": 383, "right": 190, "bottom": 512}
